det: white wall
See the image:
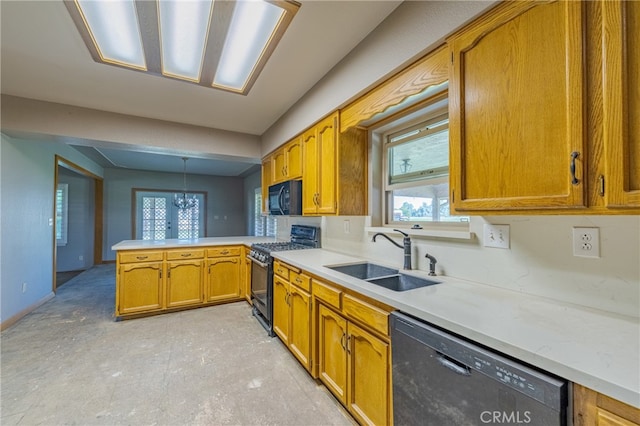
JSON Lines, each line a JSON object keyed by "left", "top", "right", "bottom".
{"left": 103, "top": 168, "right": 246, "bottom": 261}
{"left": 321, "top": 215, "right": 640, "bottom": 318}
{"left": 0, "top": 134, "right": 104, "bottom": 324}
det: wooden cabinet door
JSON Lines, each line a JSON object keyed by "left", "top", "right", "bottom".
{"left": 118, "top": 262, "right": 163, "bottom": 315}
{"left": 302, "top": 127, "right": 320, "bottom": 214}
{"left": 166, "top": 260, "right": 203, "bottom": 308}
{"left": 602, "top": 0, "right": 640, "bottom": 208}
{"left": 272, "top": 148, "right": 286, "bottom": 183}
{"left": 205, "top": 257, "right": 240, "bottom": 302}
{"left": 317, "top": 304, "right": 348, "bottom": 405}
{"left": 286, "top": 136, "right": 303, "bottom": 180}
{"left": 317, "top": 113, "right": 338, "bottom": 215}
{"left": 347, "top": 322, "right": 390, "bottom": 426}
{"left": 272, "top": 275, "right": 289, "bottom": 343}
{"left": 449, "top": 1, "right": 586, "bottom": 212}
{"left": 261, "top": 157, "right": 272, "bottom": 214}
{"left": 289, "top": 285, "right": 311, "bottom": 371}
{"left": 242, "top": 248, "right": 252, "bottom": 303}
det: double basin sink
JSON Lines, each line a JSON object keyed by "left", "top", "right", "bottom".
{"left": 326, "top": 262, "right": 441, "bottom": 292}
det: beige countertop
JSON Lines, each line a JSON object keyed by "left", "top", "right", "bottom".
{"left": 273, "top": 248, "right": 640, "bottom": 409}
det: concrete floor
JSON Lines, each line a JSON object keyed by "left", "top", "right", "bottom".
{"left": 1, "top": 265, "right": 355, "bottom": 425}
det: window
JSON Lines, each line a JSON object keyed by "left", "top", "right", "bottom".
{"left": 56, "top": 183, "right": 68, "bottom": 246}
{"left": 254, "top": 189, "right": 276, "bottom": 237}
{"left": 383, "top": 109, "right": 468, "bottom": 225}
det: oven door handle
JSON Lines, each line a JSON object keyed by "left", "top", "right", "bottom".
{"left": 248, "top": 256, "right": 269, "bottom": 268}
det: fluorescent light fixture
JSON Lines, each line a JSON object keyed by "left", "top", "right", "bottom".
{"left": 74, "top": 0, "right": 146, "bottom": 69}
{"left": 213, "top": 1, "right": 285, "bottom": 91}
{"left": 158, "top": 0, "right": 213, "bottom": 81}
{"left": 65, "top": 0, "right": 300, "bottom": 95}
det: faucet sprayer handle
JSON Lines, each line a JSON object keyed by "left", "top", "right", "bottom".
{"left": 393, "top": 229, "right": 409, "bottom": 237}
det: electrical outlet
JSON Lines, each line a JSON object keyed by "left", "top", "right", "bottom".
{"left": 343, "top": 220, "right": 350, "bottom": 234}
{"left": 573, "top": 227, "right": 600, "bottom": 258}
{"left": 483, "top": 224, "right": 510, "bottom": 249}
{"left": 22, "top": 282, "right": 27, "bottom": 293}
{"left": 79, "top": 255, "right": 83, "bottom": 261}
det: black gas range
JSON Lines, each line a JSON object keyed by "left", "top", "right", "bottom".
{"left": 248, "top": 225, "right": 320, "bottom": 336}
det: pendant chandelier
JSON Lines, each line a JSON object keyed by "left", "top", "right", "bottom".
{"left": 174, "top": 157, "right": 197, "bottom": 210}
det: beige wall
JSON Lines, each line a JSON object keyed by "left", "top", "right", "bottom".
{"left": 1, "top": 95, "right": 261, "bottom": 162}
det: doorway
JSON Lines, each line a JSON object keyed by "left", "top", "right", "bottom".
{"left": 53, "top": 155, "right": 103, "bottom": 292}
{"left": 133, "top": 190, "right": 205, "bottom": 240}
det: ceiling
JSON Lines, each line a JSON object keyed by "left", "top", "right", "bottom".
{"left": 0, "top": 0, "right": 403, "bottom": 176}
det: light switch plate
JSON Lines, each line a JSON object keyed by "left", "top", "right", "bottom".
{"left": 573, "top": 227, "right": 600, "bottom": 258}
{"left": 483, "top": 224, "right": 510, "bottom": 249}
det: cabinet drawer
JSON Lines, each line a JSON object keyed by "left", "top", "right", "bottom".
{"left": 313, "top": 279, "right": 341, "bottom": 310}
{"left": 166, "top": 249, "right": 205, "bottom": 261}
{"left": 290, "top": 271, "right": 311, "bottom": 292}
{"left": 343, "top": 294, "right": 389, "bottom": 337}
{"left": 119, "top": 251, "right": 163, "bottom": 264}
{"left": 273, "top": 261, "right": 290, "bottom": 280}
{"left": 206, "top": 246, "right": 241, "bottom": 257}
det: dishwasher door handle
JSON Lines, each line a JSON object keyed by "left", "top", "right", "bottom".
{"left": 436, "top": 354, "right": 471, "bottom": 376}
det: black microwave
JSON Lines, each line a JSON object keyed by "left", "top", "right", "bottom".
{"left": 268, "top": 180, "right": 302, "bottom": 215}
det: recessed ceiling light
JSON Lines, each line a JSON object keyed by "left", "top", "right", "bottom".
{"left": 65, "top": 0, "right": 300, "bottom": 95}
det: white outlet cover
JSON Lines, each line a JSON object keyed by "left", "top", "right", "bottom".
{"left": 573, "top": 227, "right": 600, "bottom": 258}
{"left": 483, "top": 224, "right": 510, "bottom": 249}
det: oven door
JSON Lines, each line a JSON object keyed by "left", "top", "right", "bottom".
{"left": 249, "top": 256, "right": 273, "bottom": 334}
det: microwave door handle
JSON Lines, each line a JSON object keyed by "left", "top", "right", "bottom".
{"left": 278, "top": 186, "right": 286, "bottom": 215}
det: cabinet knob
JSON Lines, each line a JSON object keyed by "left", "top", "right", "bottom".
{"left": 181, "top": 253, "right": 192, "bottom": 257}
{"left": 136, "top": 255, "right": 148, "bottom": 260}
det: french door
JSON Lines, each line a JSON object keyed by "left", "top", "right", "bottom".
{"left": 134, "top": 191, "right": 204, "bottom": 240}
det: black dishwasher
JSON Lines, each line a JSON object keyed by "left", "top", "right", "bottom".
{"left": 390, "top": 312, "right": 568, "bottom": 426}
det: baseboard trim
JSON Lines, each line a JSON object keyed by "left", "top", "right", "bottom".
{"left": 1, "top": 292, "right": 55, "bottom": 331}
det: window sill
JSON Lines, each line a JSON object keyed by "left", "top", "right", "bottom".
{"left": 365, "top": 226, "right": 475, "bottom": 241}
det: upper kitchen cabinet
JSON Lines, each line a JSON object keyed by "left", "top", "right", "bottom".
{"left": 602, "top": 0, "right": 640, "bottom": 208}
{"left": 302, "top": 111, "right": 367, "bottom": 216}
{"left": 448, "top": 1, "right": 587, "bottom": 213}
{"left": 272, "top": 136, "right": 303, "bottom": 184}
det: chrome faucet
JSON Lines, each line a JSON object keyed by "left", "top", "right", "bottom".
{"left": 424, "top": 253, "right": 437, "bottom": 276}
{"left": 372, "top": 229, "right": 412, "bottom": 270}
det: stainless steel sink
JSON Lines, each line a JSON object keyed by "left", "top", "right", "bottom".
{"left": 326, "top": 262, "right": 441, "bottom": 292}
{"left": 367, "top": 274, "right": 441, "bottom": 292}
{"left": 326, "top": 262, "right": 398, "bottom": 280}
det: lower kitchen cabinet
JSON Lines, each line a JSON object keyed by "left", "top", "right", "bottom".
{"left": 206, "top": 247, "right": 242, "bottom": 303}
{"left": 115, "top": 245, "right": 245, "bottom": 319}
{"left": 318, "top": 303, "right": 348, "bottom": 403}
{"left": 574, "top": 384, "right": 640, "bottom": 426}
{"left": 273, "top": 261, "right": 313, "bottom": 371}
{"left": 117, "top": 261, "right": 164, "bottom": 315}
{"left": 314, "top": 278, "right": 392, "bottom": 426}
{"left": 166, "top": 260, "right": 204, "bottom": 308}
{"left": 317, "top": 303, "right": 390, "bottom": 426}
{"left": 273, "top": 274, "right": 290, "bottom": 342}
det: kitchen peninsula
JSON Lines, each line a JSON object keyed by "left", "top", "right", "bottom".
{"left": 111, "top": 237, "right": 275, "bottom": 319}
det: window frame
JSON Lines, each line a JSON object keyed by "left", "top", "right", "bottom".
{"left": 380, "top": 105, "right": 468, "bottom": 228}
{"left": 56, "top": 183, "right": 69, "bottom": 246}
